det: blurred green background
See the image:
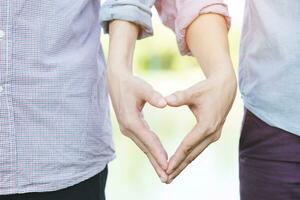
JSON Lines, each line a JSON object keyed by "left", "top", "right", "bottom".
{"left": 101, "top": 2, "right": 245, "bottom": 199}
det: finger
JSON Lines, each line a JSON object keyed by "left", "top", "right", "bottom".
{"left": 141, "top": 86, "right": 167, "bottom": 108}
{"left": 167, "top": 133, "right": 216, "bottom": 184}
{"left": 147, "top": 153, "right": 168, "bottom": 183}
{"left": 131, "top": 116, "right": 169, "bottom": 170}
{"left": 129, "top": 133, "right": 168, "bottom": 183}
{"left": 166, "top": 124, "right": 208, "bottom": 174}
{"left": 166, "top": 82, "right": 206, "bottom": 107}
{"left": 139, "top": 128, "right": 169, "bottom": 170}
{"left": 165, "top": 90, "right": 190, "bottom": 107}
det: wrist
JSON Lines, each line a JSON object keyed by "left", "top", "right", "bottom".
{"left": 107, "top": 63, "right": 133, "bottom": 84}
{"left": 107, "top": 58, "right": 133, "bottom": 74}
{"left": 204, "top": 60, "right": 234, "bottom": 78}
{"left": 206, "top": 65, "right": 237, "bottom": 88}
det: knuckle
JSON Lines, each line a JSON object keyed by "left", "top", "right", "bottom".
{"left": 186, "top": 156, "right": 194, "bottom": 164}
{"left": 119, "top": 119, "right": 135, "bottom": 136}
{"left": 207, "top": 126, "right": 217, "bottom": 134}
{"left": 121, "top": 120, "right": 131, "bottom": 130}
{"left": 141, "top": 148, "right": 149, "bottom": 156}
{"left": 204, "top": 123, "right": 218, "bottom": 135}
{"left": 202, "top": 129, "right": 212, "bottom": 138}
{"left": 211, "top": 132, "right": 221, "bottom": 143}
{"left": 119, "top": 126, "right": 131, "bottom": 137}
{"left": 174, "top": 90, "right": 185, "bottom": 99}
{"left": 150, "top": 92, "right": 161, "bottom": 103}
{"left": 182, "top": 144, "right": 193, "bottom": 156}
{"left": 190, "top": 90, "right": 200, "bottom": 100}
{"left": 201, "top": 130, "right": 210, "bottom": 138}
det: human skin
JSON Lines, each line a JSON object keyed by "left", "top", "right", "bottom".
{"left": 107, "top": 20, "right": 169, "bottom": 183}
{"left": 165, "top": 13, "right": 237, "bottom": 183}
{"left": 107, "top": 13, "right": 236, "bottom": 184}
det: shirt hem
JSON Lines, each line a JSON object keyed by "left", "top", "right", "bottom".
{"left": 0, "top": 155, "right": 115, "bottom": 195}
{"left": 243, "top": 100, "right": 300, "bottom": 137}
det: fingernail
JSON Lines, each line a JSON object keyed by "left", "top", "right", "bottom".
{"left": 166, "top": 95, "right": 177, "bottom": 103}
{"left": 160, "top": 176, "right": 167, "bottom": 183}
{"left": 158, "top": 98, "right": 166, "bottom": 107}
{"left": 167, "top": 178, "right": 174, "bottom": 184}
{"left": 160, "top": 177, "right": 164, "bottom": 182}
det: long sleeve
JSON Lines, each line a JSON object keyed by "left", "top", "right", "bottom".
{"left": 155, "top": 0, "right": 231, "bottom": 55}
{"left": 100, "top": 0, "right": 156, "bottom": 39}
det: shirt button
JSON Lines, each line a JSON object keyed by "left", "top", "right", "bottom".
{"left": 0, "top": 30, "right": 5, "bottom": 39}
{"left": 0, "top": 85, "right": 4, "bottom": 93}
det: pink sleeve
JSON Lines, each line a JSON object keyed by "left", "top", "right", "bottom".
{"left": 155, "top": 0, "right": 231, "bottom": 56}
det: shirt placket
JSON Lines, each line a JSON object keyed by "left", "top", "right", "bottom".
{"left": 0, "top": 0, "right": 17, "bottom": 193}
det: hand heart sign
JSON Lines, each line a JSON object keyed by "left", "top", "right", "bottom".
{"left": 108, "top": 74, "right": 237, "bottom": 184}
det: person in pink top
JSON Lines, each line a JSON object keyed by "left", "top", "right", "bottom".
{"left": 105, "top": 0, "right": 300, "bottom": 199}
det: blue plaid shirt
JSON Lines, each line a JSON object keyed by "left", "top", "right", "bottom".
{"left": 0, "top": 0, "right": 155, "bottom": 195}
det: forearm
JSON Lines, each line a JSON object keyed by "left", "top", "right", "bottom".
{"left": 186, "top": 14, "right": 234, "bottom": 79}
{"left": 107, "top": 20, "right": 139, "bottom": 74}
{"left": 106, "top": 20, "right": 168, "bottom": 182}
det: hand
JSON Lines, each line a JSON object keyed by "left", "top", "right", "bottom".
{"left": 107, "top": 70, "right": 169, "bottom": 183}
{"left": 106, "top": 20, "right": 169, "bottom": 183}
{"left": 165, "top": 73, "right": 237, "bottom": 183}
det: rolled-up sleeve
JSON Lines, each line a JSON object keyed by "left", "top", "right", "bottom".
{"left": 155, "top": 0, "right": 231, "bottom": 55}
{"left": 100, "top": 0, "right": 156, "bottom": 39}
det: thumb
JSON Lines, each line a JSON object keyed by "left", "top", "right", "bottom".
{"left": 165, "top": 90, "right": 190, "bottom": 107}
{"left": 142, "top": 87, "right": 167, "bottom": 108}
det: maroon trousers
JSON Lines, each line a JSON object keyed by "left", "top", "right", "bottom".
{"left": 239, "top": 110, "right": 300, "bottom": 200}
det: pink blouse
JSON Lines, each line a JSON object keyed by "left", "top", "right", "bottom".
{"left": 101, "top": 0, "right": 230, "bottom": 55}
{"left": 155, "top": 0, "right": 231, "bottom": 55}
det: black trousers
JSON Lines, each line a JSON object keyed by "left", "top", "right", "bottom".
{"left": 239, "top": 110, "right": 300, "bottom": 200}
{"left": 0, "top": 166, "right": 108, "bottom": 200}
